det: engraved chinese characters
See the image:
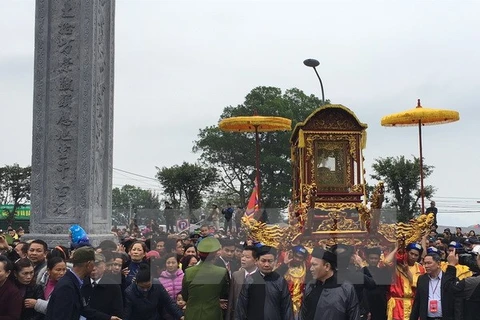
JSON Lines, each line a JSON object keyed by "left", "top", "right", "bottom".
{"left": 30, "top": 0, "right": 115, "bottom": 239}
{"left": 54, "top": 0, "right": 77, "bottom": 215}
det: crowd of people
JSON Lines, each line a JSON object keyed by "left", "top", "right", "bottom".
{"left": 1, "top": 217, "right": 480, "bottom": 320}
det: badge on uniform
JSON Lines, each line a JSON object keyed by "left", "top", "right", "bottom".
{"left": 429, "top": 300, "right": 438, "bottom": 313}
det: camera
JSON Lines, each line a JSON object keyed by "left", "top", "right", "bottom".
{"left": 456, "top": 248, "right": 479, "bottom": 273}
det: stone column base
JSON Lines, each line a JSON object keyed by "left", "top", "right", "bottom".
{"left": 22, "top": 233, "right": 117, "bottom": 248}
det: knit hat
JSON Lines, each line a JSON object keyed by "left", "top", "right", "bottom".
{"left": 69, "top": 224, "right": 91, "bottom": 249}
{"left": 146, "top": 250, "right": 160, "bottom": 259}
{"left": 71, "top": 247, "right": 95, "bottom": 264}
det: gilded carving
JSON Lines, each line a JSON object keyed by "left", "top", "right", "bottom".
{"left": 302, "top": 108, "right": 364, "bottom": 131}
{"left": 395, "top": 213, "right": 435, "bottom": 244}
{"left": 316, "top": 195, "right": 360, "bottom": 202}
{"left": 317, "top": 211, "right": 358, "bottom": 231}
{"left": 357, "top": 181, "right": 385, "bottom": 233}
{"left": 314, "top": 202, "right": 357, "bottom": 211}
{"left": 351, "top": 184, "right": 364, "bottom": 193}
{"left": 242, "top": 216, "right": 286, "bottom": 248}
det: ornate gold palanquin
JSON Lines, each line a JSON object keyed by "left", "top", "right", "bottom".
{"left": 289, "top": 104, "right": 370, "bottom": 241}
{"left": 242, "top": 104, "right": 434, "bottom": 250}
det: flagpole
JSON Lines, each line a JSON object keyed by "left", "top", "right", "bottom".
{"left": 255, "top": 124, "right": 261, "bottom": 211}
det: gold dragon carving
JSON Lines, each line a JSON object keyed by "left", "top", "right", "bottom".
{"left": 242, "top": 216, "right": 286, "bottom": 248}
{"left": 241, "top": 181, "right": 434, "bottom": 249}
{"left": 378, "top": 213, "right": 435, "bottom": 244}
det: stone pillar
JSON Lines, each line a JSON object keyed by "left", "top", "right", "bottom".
{"left": 27, "top": 0, "right": 115, "bottom": 247}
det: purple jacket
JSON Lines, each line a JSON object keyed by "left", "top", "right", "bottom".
{"left": 158, "top": 269, "right": 184, "bottom": 300}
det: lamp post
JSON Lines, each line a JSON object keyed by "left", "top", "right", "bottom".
{"left": 303, "top": 58, "right": 325, "bottom": 103}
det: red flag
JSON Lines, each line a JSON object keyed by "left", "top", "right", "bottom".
{"left": 245, "top": 179, "right": 259, "bottom": 219}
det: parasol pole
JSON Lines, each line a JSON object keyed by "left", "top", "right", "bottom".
{"left": 415, "top": 99, "right": 425, "bottom": 215}
{"left": 255, "top": 124, "right": 261, "bottom": 210}
{"left": 418, "top": 120, "right": 425, "bottom": 215}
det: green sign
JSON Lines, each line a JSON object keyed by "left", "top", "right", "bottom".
{"left": 0, "top": 205, "right": 31, "bottom": 221}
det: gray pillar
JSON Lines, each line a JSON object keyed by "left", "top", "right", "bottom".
{"left": 27, "top": 0, "right": 115, "bottom": 247}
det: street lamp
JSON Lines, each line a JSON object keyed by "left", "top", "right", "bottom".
{"left": 303, "top": 58, "right": 325, "bottom": 103}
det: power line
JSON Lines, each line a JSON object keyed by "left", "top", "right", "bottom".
{"left": 438, "top": 211, "right": 480, "bottom": 214}
{"left": 433, "top": 196, "right": 480, "bottom": 200}
{"left": 113, "top": 167, "right": 158, "bottom": 182}
{"left": 113, "top": 172, "right": 161, "bottom": 189}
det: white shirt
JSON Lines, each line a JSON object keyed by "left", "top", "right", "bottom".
{"left": 427, "top": 271, "right": 443, "bottom": 318}
{"left": 219, "top": 256, "right": 231, "bottom": 277}
{"left": 91, "top": 277, "right": 102, "bottom": 286}
{"left": 244, "top": 268, "right": 257, "bottom": 279}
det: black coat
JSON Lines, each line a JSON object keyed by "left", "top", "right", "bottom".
{"left": 45, "top": 270, "right": 111, "bottom": 320}
{"left": 409, "top": 271, "right": 455, "bottom": 320}
{"left": 45, "top": 270, "right": 83, "bottom": 320}
{"left": 363, "top": 266, "right": 392, "bottom": 320}
{"left": 445, "top": 265, "right": 480, "bottom": 320}
{"left": 337, "top": 265, "right": 376, "bottom": 316}
{"left": 300, "top": 274, "right": 361, "bottom": 320}
{"left": 18, "top": 282, "right": 45, "bottom": 320}
{"left": 235, "top": 270, "right": 294, "bottom": 320}
{"left": 81, "top": 275, "right": 124, "bottom": 319}
{"left": 124, "top": 259, "right": 149, "bottom": 288}
{"left": 123, "top": 280, "right": 183, "bottom": 320}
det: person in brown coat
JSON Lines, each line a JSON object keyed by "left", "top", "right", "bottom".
{"left": 0, "top": 255, "right": 23, "bottom": 320}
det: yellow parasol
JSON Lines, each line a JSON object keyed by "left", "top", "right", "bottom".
{"left": 219, "top": 115, "right": 292, "bottom": 209}
{"left": 381, "top": 99, "right": 460, "bottom": 214}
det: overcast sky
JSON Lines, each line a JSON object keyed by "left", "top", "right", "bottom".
{"left": 1, "top": 1, "right": 479, "bottom": 227}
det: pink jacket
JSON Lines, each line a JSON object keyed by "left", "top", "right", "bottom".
{"left": 158, "top": 269, "right": 184, "bottom": 300}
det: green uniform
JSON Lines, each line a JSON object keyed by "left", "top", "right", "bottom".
{"left": 182, "top": 261, "right": 230, "bottom": 320}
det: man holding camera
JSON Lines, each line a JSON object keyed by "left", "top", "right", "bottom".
{"left": 442, "top": 242, "right": 473, "bottom": 280}
{"left": 445, "top": 247, "right": 480, "bottom": 320}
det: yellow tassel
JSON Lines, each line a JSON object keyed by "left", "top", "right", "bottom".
{"left": 361, "top": 131, "right": 367, "bottom": 149}
{"left": 298, "top": 129, "right": 305, "bottom": 148}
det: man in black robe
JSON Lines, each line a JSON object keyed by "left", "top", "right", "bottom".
{"left": 235, "top": 246, "right": 294, "bottom": 320}
{"left": 363, "top": 247, "right": 392, "bottom": 320}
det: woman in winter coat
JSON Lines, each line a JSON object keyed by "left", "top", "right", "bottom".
{"left": 180, "top": 255, "right": 198, "bottom": 273}
{"left": 13, "top": 258, "right": 45, "bottom": 320}
{"left": 125, "top": 241, "right": 149, "bottom": 287}
{"left": 158, "top": 253, "right": 184, "bottom": 300}
{"left": 124, "top": 264, "right": 183, "bottom": 320}
{"left": 0, "top": 255, "right": 22, "bottom": 320}
{"left": 24, "top": 257, "right": 67, "bottom": 315}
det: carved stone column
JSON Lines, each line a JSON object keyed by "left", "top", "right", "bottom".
{"left": 26, "top": 0, "right": 115, "bottom": 246}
